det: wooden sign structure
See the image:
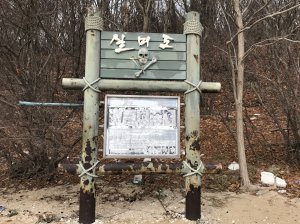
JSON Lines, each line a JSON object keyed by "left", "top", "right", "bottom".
{"left": 101, "top": 31, "right": 187, "bottom": 80}
{"left": 62, "top": 9, "right": 221, "bottom": 224}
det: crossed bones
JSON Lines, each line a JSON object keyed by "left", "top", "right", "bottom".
{"left": 131, "top": 57, "right": 158, "bottom": 78}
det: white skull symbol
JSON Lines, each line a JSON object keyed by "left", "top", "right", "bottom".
{"left": 138, "top": 48, "right": 149, "bottom": 65}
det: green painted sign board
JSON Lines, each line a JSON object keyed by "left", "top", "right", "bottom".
{"left": 100, "top": 31, "right": 187, "bottom": 80}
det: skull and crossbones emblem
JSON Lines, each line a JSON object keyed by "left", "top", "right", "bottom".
{"left": 130, "top": 47, "right": 157, "bottom": 78}
{"left": 138, "top": 48, "right": 149, "bottom": 65}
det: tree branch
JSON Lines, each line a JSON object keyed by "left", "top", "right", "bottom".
{"left": 0, "top": 98, "right": 16, "bottom": 108}
{"left": 146, "top": 0, "right": 152, "bottom": 13}
{"left": 136, "top": 0, "right": 144, "bottom": 13}
{"left": 243, "top": 0, "right": 272, "bottom": 24}
{"left": 227, "top": 3, "right": 300, "bottom": 44}
{"left": 243, "top": 23, "right": 300, "bottom": 59}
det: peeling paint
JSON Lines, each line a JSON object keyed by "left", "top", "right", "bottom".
{"left": 79, "top": 188, "right": 95, "bottom": 224}
{"left": 85, "top": 155, "right": 92, "bottom": 162}
{"left": 83, "top": 179, "right": 89, "bottom": 185}
{"left": 192, "top": 130, "right": 198, "bottom": 136}
{"left": 85, "top": 140, "right": 92, "bottom": 155}
{"left": 185, "top": 184, "right": 201, "bottom": 220}
{"left": 191, "top": 137, "right": 200, "bottom": 151}
{"left": 83, "top": 163, "right": 92, "bottom": 170}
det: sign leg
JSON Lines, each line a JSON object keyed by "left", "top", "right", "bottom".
{"left": 184, "top": 11, "right": 203, "bottom": 221}
{"left": 79, "top": 10, "right": 103, "bottom": 224}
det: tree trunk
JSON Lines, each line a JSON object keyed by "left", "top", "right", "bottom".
{"left": 137, "top": 0, "right": 152, "bottom": 32}
{"left": 232, "top": 0, "right": 252, "bottom": 188}
{"left": 143, "top": 14, "right": 149, "bottom": 32}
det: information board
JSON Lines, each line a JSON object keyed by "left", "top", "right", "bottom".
{"left": 104, "top": 95, "right": 180, "bottom": 158}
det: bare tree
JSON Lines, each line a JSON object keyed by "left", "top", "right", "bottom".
{"left": 230, "top": 0, "right": 252, "bottom": 189}
{"left": 0, "top": 0, "right": 91, "bottom": 177}
{"left": 252, "top": 43, "right": 300, "bottom": 163}
{"left": 222, "top": 0, "right": 300, "bottom": 189}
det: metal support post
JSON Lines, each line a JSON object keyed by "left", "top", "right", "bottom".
{"left": 184, "top": 11, "right": 203, "bottom": 220}
{"left": 79, "top": 9, "right": 103, "bottom": 224}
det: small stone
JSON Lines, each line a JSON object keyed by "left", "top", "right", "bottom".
{"left": 278, "top": 189, "right": 287, "bottom": 194}
{"left": 7, "top": 209, "right": 18, "bottom": 217}
{"left": 132, "top": 175, "right": 143, "bottom": 184}
{"left": 228, "top": 162, "right": 239, "bottom": 170}
{"left": 256, "top": 189, "right": 269, "bottom": 196}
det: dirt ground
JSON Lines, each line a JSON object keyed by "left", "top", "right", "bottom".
{"left": 0, "top": 178, "right": 299, "bottom": 224}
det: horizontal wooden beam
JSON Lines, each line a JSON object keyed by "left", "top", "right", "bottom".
{"left": 59, "top": 161, "right": 222, "bottom": 175}
{"left": 18, "top": 101, "right": 83, "bottom": 107}
{"left": 62, "top": 78, "right": 221, "bottom": 93}
{"left": 60, "top": 162, "right": 185, "bottom": 175}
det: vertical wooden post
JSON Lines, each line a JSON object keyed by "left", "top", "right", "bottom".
{"left": 79, "top": 9, "right": 102, "bottom": 224}
{"left": 184, "top": 11, "right": 203, "bottom": 220}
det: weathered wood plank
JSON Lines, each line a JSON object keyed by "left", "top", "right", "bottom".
{"left": 101, "top": 40, "right": 186, "bottom": 52}
{"left": 100, "top": 69, "right": 186, "bottom": 80}
{"left": 100, "top": 31, "right": 187, "bottom": 80}
{"left": 101, "top": 59, "right": 186, "bottom": 70}
{"left": 101, "top": 49, "right": 186, "bottom": 61}
{"left": 101, "top": 31, "right": 186, "bottom": 42}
